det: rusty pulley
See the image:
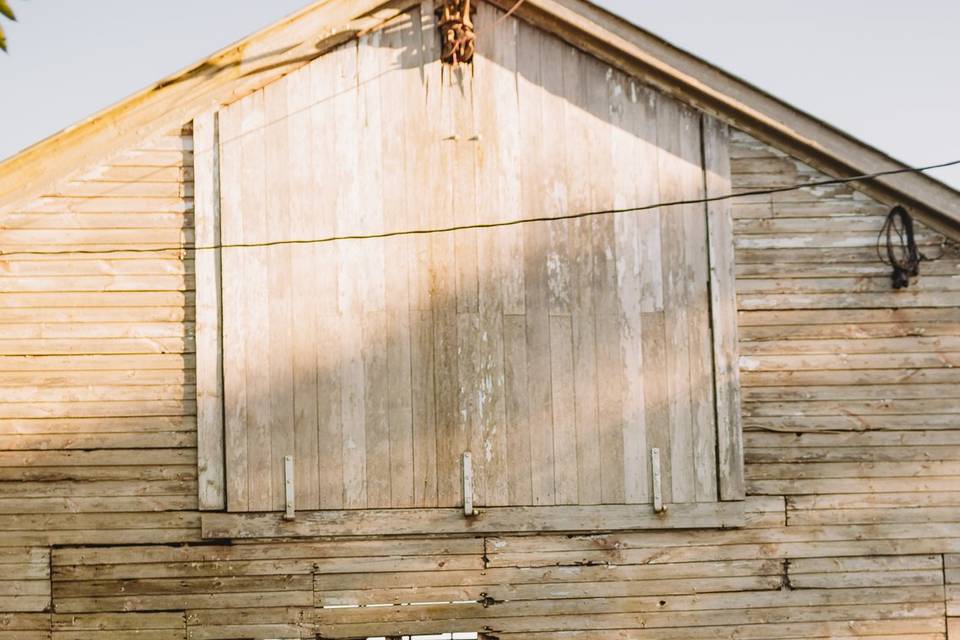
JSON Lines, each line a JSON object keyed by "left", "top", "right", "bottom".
{"left": 436, "top": 0, "right": 476, "bottom": 65}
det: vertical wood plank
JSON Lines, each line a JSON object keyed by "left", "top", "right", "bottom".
{"left": 263, "top": 77, "right": 296, "bottom": 512}
{"left": 475, "top": 4, "right": 502, "bottom": 508}
{"left": 503, "top": 315, "right": 532, "bottom": 505}
{"left": 334, "top": 42, "right": 368, "bottom": 510}
{"left": 450, "top": 66, "right": 485, "bottom": 507}
{"left": 239, "top": 89, "right": 273, "bottom": 512}
{"left": 218, "top": 101, "right": 249, "bottom": 513}
{"left": 193, "top": 110, "right": 225, "bottom": 512}
{"left": 629, "top": 84, "right": 662, "bottom": 505}
{"left": 472, "top": 2, "right": 514, "bottom": 507}
{"left": 563, "top": 46, "right": 601, "bottom": 506}
{"left": 609, "top": 76, "right": 649, "bottom": 505}
{"left": 641, "top": 310, "right": 671, "bottom": 505}
{"left": 433, "top": 33, "right": 464, "bottom": 510}
{"left": 587, "top": 59, "right": 625, "bottom": 506}
{"left": 637, "top": 88, "right": 668, "bottom": 506}
{"left": 519, "top": 24, "right": 556, "bottom": 507}
{"left": 410, "top": 307, "right": 438, "bottom": 508}
{"left": 358, "top": 29, "right": 390, "bottom": 510}
{"left": 683, "top": 108, "right": 718, "bottom": 504}
{"left": 542, "top": 37, "right": 572, "bottom": 327}
{"left": 452, "top": 66, "right": 479, "bottom": 318}
{"left": 362, "top": 309, "right": 390, "bottom": 508}
{"left": 549, "top": 314, "right": 578, "bottom": 505}
{"left": 492, "top": 21, "right": 526, "bottom": 320}
{"left": 407, "top": 4, "right": 439, "bottom": 508}
{"left": 638, "top": 88, "right": 665, "bottom": 315}
{"left": 704, "top": 116, "right": 745, "bottom": 501}
{"left": 286, "top": 63, "right": 321, "bottom": 511}
{"left": 310, "top": 48, "right": 345, "bottom": 510}
{"left": 657, "top": 95, "right": 694, "bottom": 505}
{"left": 458, "top": 311, "right": 483, "bottom": 505}
{"left": 489, "top": 6, "right": 529, "bottom": 506}
{"left": 379, "top": 15, "right": 415, "bottom": 509}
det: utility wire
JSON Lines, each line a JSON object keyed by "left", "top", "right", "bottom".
{"left": 1, "top": 158, "right": 958, "bottom": 259}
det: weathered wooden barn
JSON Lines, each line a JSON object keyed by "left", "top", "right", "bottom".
{"left": 2, "top": 0, "right": 960, "bottom": 637}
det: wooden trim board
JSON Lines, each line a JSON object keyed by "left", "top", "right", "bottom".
{"left": 193, "top": 112, "right": 226, "bottom": 511}
{"left": 201, "top": 503, "right": 746, "bottom": 539}
{"left": 702, "top": 117, "right": 745, "bottom": 501}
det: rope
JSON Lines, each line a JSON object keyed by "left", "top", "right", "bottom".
{"left": 440, "top": 0, "right": 527, "bottom": 65}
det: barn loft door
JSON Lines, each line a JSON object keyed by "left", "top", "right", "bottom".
{"left": 202, "top": 4, "right": 743, "bottom": 528}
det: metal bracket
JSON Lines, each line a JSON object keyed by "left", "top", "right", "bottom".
{"left": 284, "top": 455, "right": 296, "bottom": 521}
{"left": 462, "top": 451, "right": 475, "bottom": 517}
{"left": 651, "top": 448, "right": 666, "bottom": 514}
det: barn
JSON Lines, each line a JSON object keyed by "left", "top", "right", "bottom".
{"left": 1, "top": 0, "right": 960, "bottom": 637}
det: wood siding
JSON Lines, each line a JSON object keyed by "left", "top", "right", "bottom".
{"left": 0, "top": 127, "right": 200, "bottom": 553}
{"left": 1, "top": 2, "right": 960, "bottom": 638}
{"left": 215, "top": 3, "right": 729, "bottom": 514}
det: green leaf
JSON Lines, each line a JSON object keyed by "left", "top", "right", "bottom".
{"left": 0, "top": 0, "right": 16, "bottom": 22}
{"left": 0, "top": 25, "right": 7, "bottom": 53}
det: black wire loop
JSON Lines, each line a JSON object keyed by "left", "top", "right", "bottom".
{"left": 877, "top": 205, "right": 926, "bottom": 289}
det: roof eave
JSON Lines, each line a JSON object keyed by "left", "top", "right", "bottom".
{"left": 488, "top": 0, "right": 960, "bottom": 240}
{"left": 2, "top": 0, "right": 958, "bottom": 241}
{"left": 0, "top": 0, "right": 418, "bottom": 212}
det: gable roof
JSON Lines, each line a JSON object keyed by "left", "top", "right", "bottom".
{"left": 2, "top": 0, "right": 959, "bottom": 238}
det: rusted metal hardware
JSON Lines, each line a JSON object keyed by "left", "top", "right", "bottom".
{"left": 436, "top": 0, "right": 477, "bottom": 65}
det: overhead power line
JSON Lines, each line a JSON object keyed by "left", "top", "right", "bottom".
{"left": 0, "top": 157, "right": 958, "bottom": 259}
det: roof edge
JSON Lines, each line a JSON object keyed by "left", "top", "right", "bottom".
{"left": 488, "top": 0, "right": 960, "bottom": 239}
{"left": 2, "top": 0, "right": 959, "bottom": 239}
{"left": 0, "top": 0, "right": 418, "bottom": 211}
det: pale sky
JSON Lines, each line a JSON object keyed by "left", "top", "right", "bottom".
{"left": 1, "top": 1, "right": 958, "bottom": 189}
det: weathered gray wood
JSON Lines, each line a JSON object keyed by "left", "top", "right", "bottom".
{"left": 472, "top": 1, "right": 513, "bottom": 508}
{"left": 283, "top": 455, "right": 295, "bottom": 521}
{"left": 651, "top": 448, "right": 664, "bottom": 513}
{"left": 379, "top": 16, "right": 415, "bottom": 509}
{"left": 519, "top": 22, "right": 557, "bottom": 508}
{"left": 197, "top": 5, "right": 750, "bottom": 517}
{"left": 239, "top": 90, "right": 272, "bottom": 513}
{"left": 462, "top": 452, "right": 474, "bottom": 517}
{"left": 201, "top": 502, "right": 745, "bottom": 539}
{"left": 406, "top": 3, "right": 440, "bottom": 510}
{"left": 656, "top": 97, "right": 696, "bottom": 505}
{"left": 192, "top": 111, "right": 225, "bottom": 512}
{"left": 286, "top": 61, "right": 321, "bottom": 511}
{"left": 610, "top": 74, "right": 652, "bottom": 506}
{"left": 309, "top": 42, "right": 344, "bottom": 512}
{"left": 8, "top": 7, "right": 960, "bottom": 639}
{"left": 263, "top": 76, "right": 297, "bottom": 513}
{"left": 704, "top": 117, "right": 745, "bottom": 501}
{"left": 218, "top": 101, "right": 249, "bottom": 512}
